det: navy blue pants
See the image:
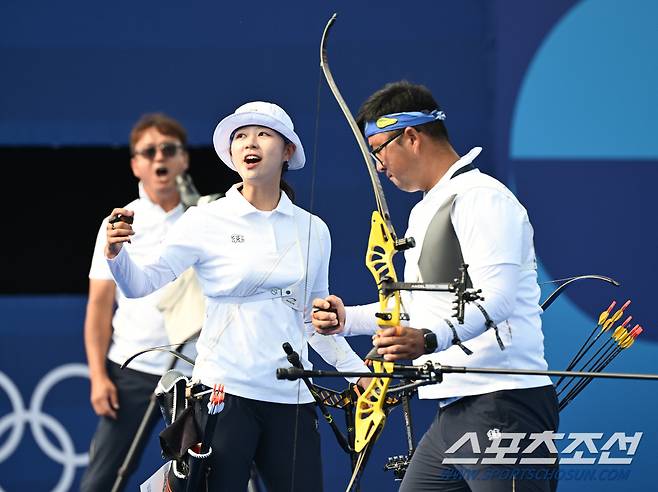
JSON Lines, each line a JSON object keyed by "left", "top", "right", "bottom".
{"left": 80, "top": 361, "right": 162, "bottom": 492}
{"left": 400, "top": 385, "right": 559, "bottom": 492}
{"left": 197, "top": 393, "right": 323, "bottom": 492}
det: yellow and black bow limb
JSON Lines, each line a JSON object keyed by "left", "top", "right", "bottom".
{"left": 316, "top": 13, "right": 484, "bottom": 490}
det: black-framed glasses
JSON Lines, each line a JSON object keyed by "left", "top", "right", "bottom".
{"left": 369, "top": 129, "right": 404, "bottom": 165}
{"left": 133, "top": 142, "right": 183, "bottom": 160}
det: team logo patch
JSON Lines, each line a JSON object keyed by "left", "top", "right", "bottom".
{"left": 231, "top": 234, "right": 245, "bottom": 243}
{"left": 487, "top": 428, "right": 502, "bottom": 440}
{"left": 376, "top": 116, "right": 398, "bottom": 128}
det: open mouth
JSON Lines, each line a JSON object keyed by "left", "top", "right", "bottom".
{"left": 244, "top": 155, "right": 262, "bottom": 165}
{"left": 155, "top": 167, "right": 169, "bottom": 177}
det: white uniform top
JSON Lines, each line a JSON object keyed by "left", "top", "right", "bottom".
{"left": 108, "top": 184, "right": 365, "bottom": 404}
{"left": 89, "top": 183, "right": 192, "bottom": 375}
{"left": 345, "top": 148, "right": 552, "bottom": 400}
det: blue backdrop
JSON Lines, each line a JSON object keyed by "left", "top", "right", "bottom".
{"left": 1, "top": 0, "right": 656, "bottom": 490}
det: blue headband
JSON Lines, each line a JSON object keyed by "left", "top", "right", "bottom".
{"left": 364, "top": 109, "right": 446, "bottom": 138}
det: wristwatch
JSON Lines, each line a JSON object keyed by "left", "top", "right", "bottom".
{"left": 421, "top": 329, "right": 438, "bottom": 354}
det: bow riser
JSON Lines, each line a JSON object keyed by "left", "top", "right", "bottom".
{"left": 366, "top": 211, "right": 402, "bottom": 327}
{"left": 319, "top": 14, "right": 401, "bottom": 487}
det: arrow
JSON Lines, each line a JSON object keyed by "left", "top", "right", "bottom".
{"left": 559, "top": 325, "right": 643, "bottom": 410}
{"left": 554, "top": 300, "right": 630, "bottom": 391}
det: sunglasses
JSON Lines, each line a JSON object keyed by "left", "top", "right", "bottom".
{"left": 133, "top": 142, "right": 184, "bottom": 160}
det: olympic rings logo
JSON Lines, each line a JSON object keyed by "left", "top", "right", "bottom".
{"left": 0, "top": 364, "right": 90, "bottom": 492}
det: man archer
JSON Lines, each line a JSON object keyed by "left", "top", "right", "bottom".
{"left": 312, "top": 80, "right": 559, "bottom": 491}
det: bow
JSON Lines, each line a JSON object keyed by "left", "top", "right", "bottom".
{"left": 318, "top": 14, "right": 413, "bottom": 489}
{"left": 121, "top": 343, "right": 196, "bottom": 369}
{"left": 318, "top": 13, "right": 480, "bottom": 489}
{"left": 539, "top": 274, "right": 620, "bottom": 311}
{"left": 282, "top": 341, "right": 418, "bottom": 487}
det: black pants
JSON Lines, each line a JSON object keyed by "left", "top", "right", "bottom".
{"left": 400, "top": 385, "right": 559, "bottom": 492}
{"left": 80, "top": 361, "right": 162, "bottom": 492}
{"left": 196, "top": 393, "right": 323, "bottom": 492}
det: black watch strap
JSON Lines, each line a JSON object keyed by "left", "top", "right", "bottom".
{"left": 420, "top": 328, "right": 438, "bottom": 354}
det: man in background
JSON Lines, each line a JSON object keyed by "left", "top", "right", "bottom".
{"left": 82, "top": 113, "right": 200, "bottom": 491}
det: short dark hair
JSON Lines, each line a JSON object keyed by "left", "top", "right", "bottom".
{"left": 130, "top": 113, "right": 187, "bottom": 152}
{"left": 356, "top": 80, "right": 449, "bottom": 142}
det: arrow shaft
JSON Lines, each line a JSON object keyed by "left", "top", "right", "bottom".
{"left": 554, "top": 324, "right": 600, "bottom": 388}
{"left": 559, "top": 348, "right": 626, "bottom": 410}
{"left": 556, "top": 330, "right": 621, "bottom": 396}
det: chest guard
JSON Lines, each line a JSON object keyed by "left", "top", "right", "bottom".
{"left": 417, "top": 194, "right": 471, "bottom": 288}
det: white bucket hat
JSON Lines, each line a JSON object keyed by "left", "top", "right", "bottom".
{"left": 212, "top": 101, "right": 305, "bottom": 171}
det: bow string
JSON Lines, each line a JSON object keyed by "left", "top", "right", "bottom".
{"left": 319, "top": 13, "right": 417, "bottom": 490}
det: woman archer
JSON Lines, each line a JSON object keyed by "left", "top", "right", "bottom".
{"left": 105, "top": 101, "right": 367, "bottom": 491}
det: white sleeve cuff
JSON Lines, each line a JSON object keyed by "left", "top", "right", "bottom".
{"left": 307, "top": 334, "right": 369, "bottom": 384}
{"left": 343, "top": 302, "right": 381, "bottom": 336}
